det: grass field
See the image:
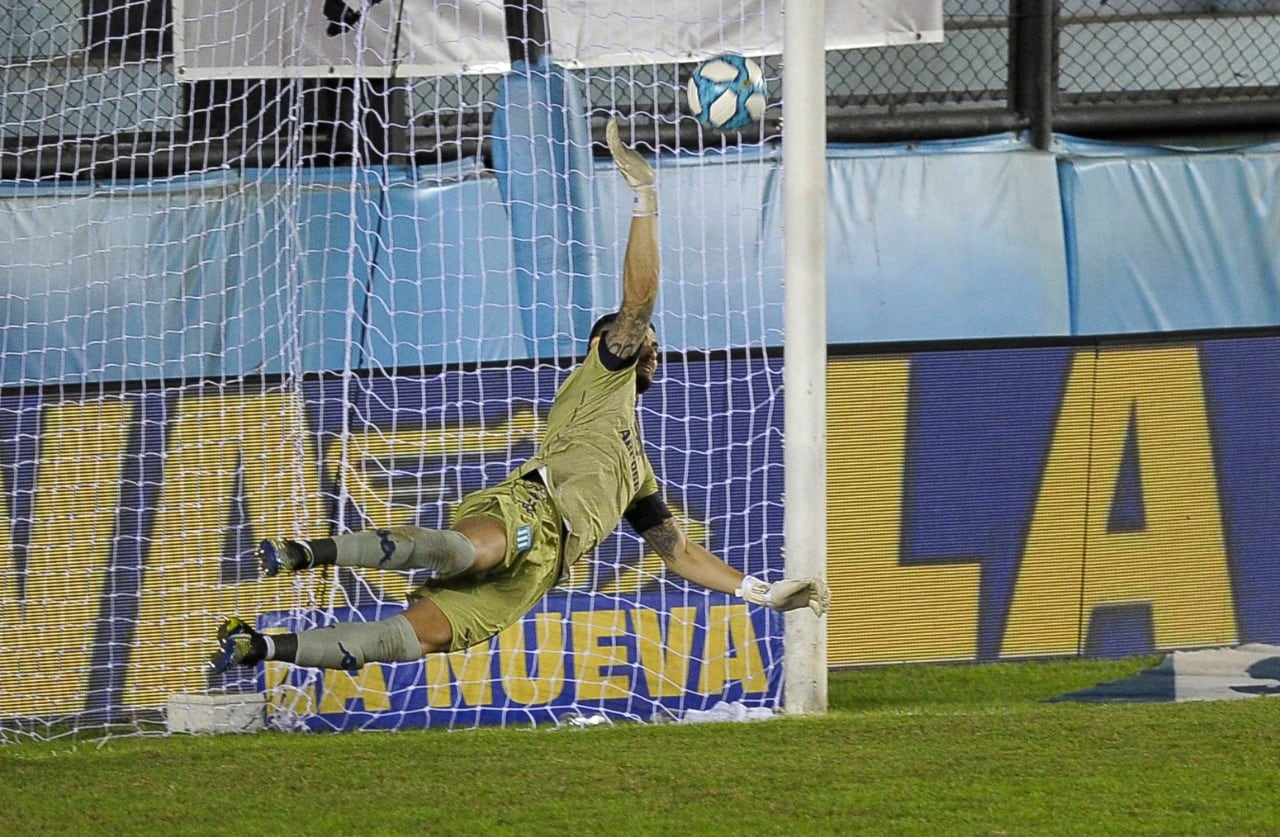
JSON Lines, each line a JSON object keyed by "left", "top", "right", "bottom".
{"left": 4, "top": 656, "right": 1279, "bottom": 835}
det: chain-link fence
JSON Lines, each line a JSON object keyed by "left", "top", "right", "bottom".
{"left": 4, "top": 0, "right": 1279, "bottom": 176}
{"left": 823, "top": 0, "right": 1280, "bottom": 142}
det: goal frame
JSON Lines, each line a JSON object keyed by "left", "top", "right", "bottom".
{"left": 781, "top": 0, "right": 829, "bottom": 716}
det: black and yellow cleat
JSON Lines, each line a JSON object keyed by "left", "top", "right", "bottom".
{"left": 206, "top": 616, "right": 265, "bottom": 673}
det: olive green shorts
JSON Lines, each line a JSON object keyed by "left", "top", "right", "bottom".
{"left": 407, "top": 476, "right": 564, "bottom": 651}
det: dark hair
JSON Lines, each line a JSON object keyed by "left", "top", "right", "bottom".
{"left": 589, "top": 312, "right": 619, "bottom": 344}
{"left": 588, "top": 312, "right": 656, "bottom": 345}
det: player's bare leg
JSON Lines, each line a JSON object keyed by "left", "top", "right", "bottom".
{"left": 449, "top": 515, "right": 508, "bottom": 573}
{"left": 399, "top": 598, "right": 455, "bottom": 655}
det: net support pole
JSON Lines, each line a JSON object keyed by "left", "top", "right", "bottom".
{"left": 782, "top": 0, "right": 828, "bottom": 715}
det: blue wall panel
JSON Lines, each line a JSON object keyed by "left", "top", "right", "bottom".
{"left": 4, "top": 138, "right": 1280, "bottom": 388}
{"left": 0, "top": 175, "right": 239, "bottom": 385}
{"left": 224, "top": 171, "right": 379, "bottom": 377}
{"left": 816, "top": 139, "right": 1072, "bottom": 343}
{"left": 491, "top": 58, "right": 598, "bottom": 359}
{"left": 1060, "top": 139, "right": 1280, "bottom": 334}
{"left": 593, "top": 149, "right": 784, "bottom": 353}
{"left": 0, "top": 355, "right": 785, "bottom": 722}
{"left": 367, "top": 172, "right": 521, "bottom": 369}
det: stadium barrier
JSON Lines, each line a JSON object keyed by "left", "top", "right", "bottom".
{"left": 2, "top": 137, "right": 1277, "bottom": 387}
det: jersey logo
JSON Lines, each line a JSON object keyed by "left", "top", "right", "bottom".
{"left": 620, "top": 427, "right": 642, "bottom": 489}
{"left": 514, "top": 524, "right": 533, "bottom": 552}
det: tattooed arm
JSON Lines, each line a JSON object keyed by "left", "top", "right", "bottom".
{"left": 640, "top": 517, "right": 745, "bottom": 595}
{"left": 604, "top": 117, "right": 659, "bottom": 360}
{"left": 639, "top": 512, "right": 830, "bottom": 616}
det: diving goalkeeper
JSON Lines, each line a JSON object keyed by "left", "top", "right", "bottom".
{"left": 209, "top": 118, "right": 828, "bottom": 674}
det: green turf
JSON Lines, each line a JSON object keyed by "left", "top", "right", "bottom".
{"left": 4, "top": 656, "right": 1279, "bottom": 835}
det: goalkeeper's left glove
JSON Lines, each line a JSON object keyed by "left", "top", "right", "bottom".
{"left": 736, "top": 575, "right": 830, "bottom": 616}
{"left": 606, "top": 117, "right": 657, "bottom": 216}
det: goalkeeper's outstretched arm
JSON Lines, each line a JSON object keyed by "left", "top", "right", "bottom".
{"left": 605, "top": 117, "right": 659, "bottom": 361}
{"left": 640, "top": 517, "right": 829, "bottom": 616}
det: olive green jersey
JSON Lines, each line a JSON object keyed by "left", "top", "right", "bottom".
{"left": 516, "top": 343, "right": 659, "bottom": 568}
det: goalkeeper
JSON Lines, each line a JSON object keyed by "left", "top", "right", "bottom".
{"left": 209, "top": 119, "right": 828, "bottom": 674}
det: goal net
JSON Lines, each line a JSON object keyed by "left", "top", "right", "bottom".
{"left": 0, "top": 0, "right": 937, "bottom": 740}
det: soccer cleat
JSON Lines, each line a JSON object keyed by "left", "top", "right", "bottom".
{"left": 206, "top": 616, "right": 265, "bottom": 673}
{"left": 257, "top": 538, "right": 314, "bottom": 578}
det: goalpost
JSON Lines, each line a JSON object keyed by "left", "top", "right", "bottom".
{"left": 0, "top": 0, "right": 934, "bottom": 740}
{"left": 782, "top": 0, "right": 828, "bottom": 717}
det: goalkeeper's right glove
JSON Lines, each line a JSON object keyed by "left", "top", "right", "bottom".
{"left": 606, "top": 117, "right": 657, "bottom": 216}
{"left": 736, "top": 575, "right": 830, "bottom": 617}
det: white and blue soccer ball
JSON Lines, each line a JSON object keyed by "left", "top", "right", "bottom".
{"left": 686, "top": 54, "right": 768, "bottom": 132}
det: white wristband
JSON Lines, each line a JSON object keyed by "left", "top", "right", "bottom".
{"left": 735, "top": 575, "right": 770, "bottom": 606}
{"left": 632, "top": 186, "right": 658, "bottom": 217}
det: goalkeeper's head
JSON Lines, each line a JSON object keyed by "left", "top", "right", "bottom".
{"left": 589, "top": 313, "right": 659, "bottom": 395}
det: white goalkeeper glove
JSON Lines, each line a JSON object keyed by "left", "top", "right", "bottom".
{"left": 736, "top": 575, "right": 830, "bottom": 617}
{"left": 606, "top": 117, "right": 657, "bottom": 216}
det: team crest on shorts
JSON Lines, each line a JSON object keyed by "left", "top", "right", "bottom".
{"left": 514, "top": 524, "right": 533, "bottom": 552}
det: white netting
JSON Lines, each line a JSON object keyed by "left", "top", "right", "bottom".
{"left": 0, "top": 0, "right": 797, "bottom": 739}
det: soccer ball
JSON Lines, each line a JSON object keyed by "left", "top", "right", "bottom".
{"left": 686, "top": 54, "right": 768, "bottom": 132}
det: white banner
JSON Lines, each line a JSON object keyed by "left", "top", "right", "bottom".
{"left": 547, "top": 0, "right": 942, "bottom": 67}
{"left": 174, "top": 0, "right": 942, "bottom": 79}
{"left": 173, "top": 0, "right": 509, "bottom": 79}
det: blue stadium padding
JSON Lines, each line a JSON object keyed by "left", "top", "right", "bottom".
{"left": 364, "top": 163, "right": 521, "bottom": 368}
{"left": 226, "top": 168, "right": 381, "bottom": 376}
{"left": 591, "top": 146, "right": 785, "bottom": 352}
{"left": 11, "top": 138, "right": 1280, "bottom": 385}
{"left": 808, "top": 136, "right": 1071, "bottom": 343}
{"left": 491, "top": 55, "right": 597, "bottom": 359}
{"left": 0, "top": 173, "right": 240, "bottom": 385}
{"left": 1058, "top": 137, "right": 1280, "bottom": 334}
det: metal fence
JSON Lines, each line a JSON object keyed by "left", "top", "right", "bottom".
{"left": 834, "top": 0, "right": 1280, "bottom": 145}
{"left": 3, "top": 0, "right": 1279, "bottom": 177}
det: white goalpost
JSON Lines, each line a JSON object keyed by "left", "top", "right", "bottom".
{"left": 0, "top": 0, "right": 935, "bottom": 741}
{"left": 781, "top": 0, "right": 828, "bottom": 716}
